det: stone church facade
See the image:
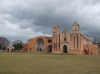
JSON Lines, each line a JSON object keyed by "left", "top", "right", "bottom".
{"left": 24, "top": 22, "right": 98, "bottom": 54}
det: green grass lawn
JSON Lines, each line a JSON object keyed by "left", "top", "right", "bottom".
{"left": 0, "top": 52, "right": 100, "bottom": 74}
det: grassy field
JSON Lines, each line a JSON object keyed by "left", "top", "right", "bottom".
{"left": 0, "top": 52, "right": 100, "bottom": 74}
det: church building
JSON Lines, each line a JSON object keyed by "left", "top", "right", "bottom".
{"left": 24, "top": 22, "right": 98, "bottom": 54}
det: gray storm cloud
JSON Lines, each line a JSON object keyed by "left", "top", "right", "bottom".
{"left": 0, "top": 0, "right": 100, "bottom": 42}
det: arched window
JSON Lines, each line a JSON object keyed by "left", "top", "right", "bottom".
{"left": 30, "top": 48, "right": 31, "bottom": 51}
{"left": 48, "top": 39, "right": 52, "bottom": 43}
{"left": 64, "top": 38, "right": 66, "bottom": 41}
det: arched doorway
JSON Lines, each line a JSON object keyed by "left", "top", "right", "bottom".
{"left": 63, "top": 45, "right": 67, "bottom": 53}
{"left": 36, "top": 38, "right": 44, "bottom": 52}
{"left": 47, "top": 45, "right": 52, "bottom": 53}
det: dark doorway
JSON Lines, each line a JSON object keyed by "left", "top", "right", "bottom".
{"left": 48, "top": 45, "right": 52, "bottom": 53}
{"left": 63, "top": 45, "right": 67, "bottom": 53}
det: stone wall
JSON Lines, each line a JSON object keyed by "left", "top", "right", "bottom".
{"left": 24, "top": 22, "right": 99, "bottom": 54}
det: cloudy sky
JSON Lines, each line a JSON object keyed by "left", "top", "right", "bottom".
{"left": 0, "top": 0, "right": 100, "bottom": 43}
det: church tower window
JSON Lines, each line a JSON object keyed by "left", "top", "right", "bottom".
{"left": 64, "top": 38, "right": 66, "bottom": 41}
{"left": 77, "top": 33, "right": 78, "bottom": 49}
{"left": 74, "top": 35, "right": 75, "bottom": 48}
{"left": 48, "top": 39, "right": 52, "bottom": 43}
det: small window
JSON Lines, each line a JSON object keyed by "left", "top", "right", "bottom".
{"left": 48, "top": 39, "right": 52, "bottom": 43}
{"left": 64, "top": 38, "right": 66, "bottom": 41}
{"left": 30, "top": 48, "right": 31, "bottom": 51}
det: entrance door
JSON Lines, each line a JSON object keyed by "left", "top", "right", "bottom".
{"left": 47, "top": 45, "right": 52, "bottom": 53}
{"left": 63, "top": 45, "right": 67, "bottom": 53}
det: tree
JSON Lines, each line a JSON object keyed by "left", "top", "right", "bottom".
{"left": 13, "top": 41, "right": 23, "bottom": 50}
{"left": 0, "top": 37, "right": 10, "bottom": 50}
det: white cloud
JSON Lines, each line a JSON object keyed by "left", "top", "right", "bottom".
{"left": 0, "top": 20, "right": 50, "bottom": 42}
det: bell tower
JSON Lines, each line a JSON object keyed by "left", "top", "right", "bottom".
{"left": 72, "top": 21, "right": 80, "bottom": 33}
{"left": 52, "top": 24, "right": 60, "bottom": 53}
{"left": 53, "top": 24, "right": 59, "bottom": 36}
{"left": 71, "top": 21, "right": 81, "bottom": 50}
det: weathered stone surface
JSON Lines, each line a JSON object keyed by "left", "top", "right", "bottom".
{"left": 24, "top": 22, "right": 99, "bottom": 54}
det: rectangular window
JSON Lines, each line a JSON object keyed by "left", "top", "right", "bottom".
{"left": 74, "top": 35, "right": 75, "bottom": 48}
{"left": 77, "top": 33, "right": 78, "bottom": 49}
